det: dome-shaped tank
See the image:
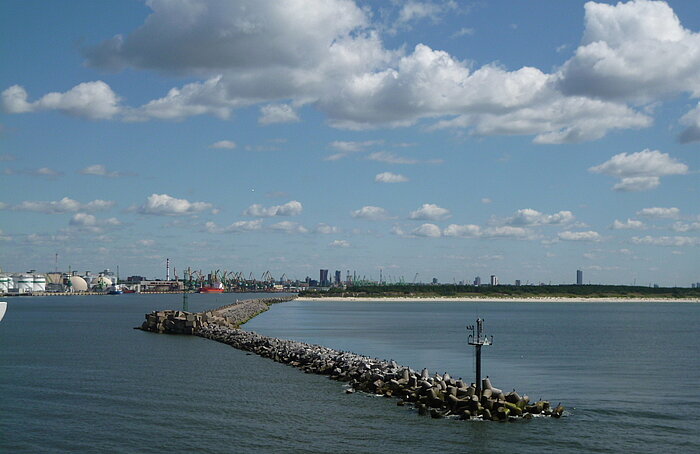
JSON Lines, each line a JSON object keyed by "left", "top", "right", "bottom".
{"left": 0, "top": 273, "right": 11, "bottom": 293}
{"left": 32, "top": 274, "right": 46, "bottom": 292}
{"left": 68, "top": 276, "right": 88, "bottom": 292}
{"left": 93, "top": 276, "right": 112, "bottom": 289}
{"left": 16, "top": 274, "right": 34, "bottom": 293}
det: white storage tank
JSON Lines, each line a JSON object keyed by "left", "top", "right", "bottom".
{"left": 17, "top": 273, "right": 34, "bottom": 293}
{"left": 32, "top": 274, "right": 46, "bottom": 292}
{"left": 68, "top": 275, "right": 88, "bottom": 292}
{"left": 0, "top": 273, "right": 11, "bottom": 293}
{"left": 92, "top": 276, "right": 112, "bottom": 290}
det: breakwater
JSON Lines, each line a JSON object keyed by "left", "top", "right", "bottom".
{"left": 139, "top": 298, "right": 563, "bottom": 421}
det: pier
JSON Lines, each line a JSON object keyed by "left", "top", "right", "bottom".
{"left": 139, "top": 298, "right": 564, "bottom": 421}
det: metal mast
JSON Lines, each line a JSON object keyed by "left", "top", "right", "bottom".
{"left": 467, "top": 318, "right": 493, "bottom": 397}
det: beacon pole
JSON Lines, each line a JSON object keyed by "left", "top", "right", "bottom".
{"left": 467, "top": 318, "right": 493, "bottom": 397}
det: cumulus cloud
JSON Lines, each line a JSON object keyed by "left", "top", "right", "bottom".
{"left": 589, "top": 149, "right": 688, "bottom": 191}
{"left": 315, "top": 223, "right": 340, "bottom": 234}
{"left": 412, "top": 223, "right": 442, "bottom": 237}
{"left": 558, "top": 230, "right": 601, "bottom": 242}
{"left": 4, "top": 0, "right": 698, "bottom": 144}
{"left": 443, "top": 224, "right": 481, "bottom": 238}
{"left": 2, "top": 82, "right": 120, "bottom": 119}
{"left": 557, "top": 0, "right": 700, "bottom": 103}
{"left": 611, "top": 219, "right": 646, "bottom": 230}
{"left": 504, "top": 208, "right": 574, "bottom": 226}
{"left": 243, "top": 200, "right": 303, "bottom": 217}
{"left": 258, "top": 103, "right": 300, "bottom": 125}
{"left": 210, "top": 140, "right": 237, "bottom": 149}
{"left": 672, "top": 221, "right": 700, "bottom": 232}
{"left": 351, "top": 205, "right": 392, "bottom": 220}
{"left": 631, "top": 235, "right": 700, "bottom": 247}
{"left": 367, "top": 151, "right": 419, "bottom": 165}
{"left": 138, "top": 193, "right": 213, "bottom": 216}
{"left": 329, "top": 239, "right": 351, "bottom": 248}
{"left": 409, "top": 203, "right": 451, "bottom": 221}
{"left": 375, "top": 172, "right": 408, "bottom": 183}
{"left": 679, "top": 102, "right": 700, "bottom": 143}
{"left": 69, "top": 212, "right": 121, "bottom": 232}
{"left": 4, "top": 197, "right": 115, "bottom": 214}
{"left": 637, "top": 207, "right": 680, "bottom": 219}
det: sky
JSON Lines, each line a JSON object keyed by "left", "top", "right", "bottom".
{"left": 1, "top": 0, "right": 698, "bottom": 286}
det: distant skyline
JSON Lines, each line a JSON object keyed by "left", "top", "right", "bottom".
{"left": 1, "top": 0, "right": 698, "bottom": 286}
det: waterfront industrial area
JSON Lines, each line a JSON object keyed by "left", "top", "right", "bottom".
{"left": 2, "top": 257, "right": 699, "bottom": 297}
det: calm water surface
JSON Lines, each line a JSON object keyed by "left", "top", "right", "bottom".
{"left": 1, "top": 295, "right": 698, "bottom": 453}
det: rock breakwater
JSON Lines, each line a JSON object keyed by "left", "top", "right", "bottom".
{"left": 140, "top": 297, "right": 564, "bottom": 421}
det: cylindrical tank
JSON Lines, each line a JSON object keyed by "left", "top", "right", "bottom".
{"left": 0, "top": 273, "right": 10, "bottom": 293}
{"left": 69, "top": 275, "right": 88, "bottom": 292}
{"left": 32, "top": 274, "right": 46, "bottom": 292}
{"left": 17, "top": 273, "right": 34, "bottom": 293}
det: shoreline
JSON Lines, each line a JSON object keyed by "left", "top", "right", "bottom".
{"left": 295, "top": 296, "right": 700, "bottom": 303}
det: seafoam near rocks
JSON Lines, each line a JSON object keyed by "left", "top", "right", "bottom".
{"left": 140, "top": 297, "right": 564, "bottom": 421}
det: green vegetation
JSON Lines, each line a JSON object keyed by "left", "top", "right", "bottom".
{"left": 299, "top": 284, "right": 700, "bottom": 299}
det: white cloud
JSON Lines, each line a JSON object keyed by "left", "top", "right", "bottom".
{"left": 443, "top": 224, "right": 481, "bottom": 238}
{"left": 375, "top": 172, "right": 408, "bottom": 183}
{"left": 315, "top": 223, "right": 340, "bottom": 234}
{"left": 6, "top": 197, "right": 115, "bottom": 214}
{"left": 210, "top": 140, "right": 237, "bottom": 149}
{"left": 679, "top": 102, "right": 700, "bottom": 143}
{"left": 329, "top": 239, "right": 351, "bottom": 248}
{"left": 558, "top": 230, "right": 601, "bottom": 242}
{"left": 269, "top": 221, "right": 308, "bottom": 233}
{"left": 557, "top": 0, "right": 700, "bottom": 103}
{"left": 7, "top": 0, "right": 698, "bottom": 145}
{"left": 243, "top": 200, "right": 303, "bottom": 217}
{"left": 671, "top": 221, "right": 700, "bottom": 232}
{"left": 412, "top": 223, "right": 442, "bottom": 237}
{"left": 367, "top": 151, "right": 418, "bottom": 165}
{"left": 69, "top": 212, "right": 121, "bottom": 232}
{"left": 589, "top": 149, "right": 688, "bottom": 191}
{"left": 138, "top": 193, "right": 213, "bottom": 216}
{"left": 259, "top": 103, "right": 300, "bottom": 125}
{"left": 2, "top": 82, "right": 120, "bottom": 119}
{"left": 409, "top": 203, "right": 451, "bottom": 221}
{"left": 330, "top": 140, "right": 382, "bottom": 152}
{"left": 637, "top": 207, "right": 680, "bottom": 219}
{"left": 351, "top": 205, "right": 392, "bottom": 221}
{"left": 481, "top": 198, "right": 492, "bottom": 204}
{"left": 205, "top": 219, "right": 263, "bottom": 233}
{"left": 611, "top": 219, "right": 646, "bottom": 230}
{"left": 504, "top": 208, "right": 574, "bottom": 226}
{"left": 631, "top": 235, "right": 700, "bottom": 247}
{"left": 481, "top": 226, "right": 530, "bottom": 239}
{"left": 79, "top": 164, "right": 123, "bottom": 177}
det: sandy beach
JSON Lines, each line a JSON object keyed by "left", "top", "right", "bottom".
{"left": 295, "top": 296, "right": 700, "bottom": 303}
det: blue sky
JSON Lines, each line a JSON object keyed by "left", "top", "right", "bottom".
{"left": 1, "top": 0, "right": 698, "bottom": 286}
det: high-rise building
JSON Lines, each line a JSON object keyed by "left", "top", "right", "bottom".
{"left": 319, "top": 269, "right": 329, "bottom": 287}
{"left": 515, "top": 279, "right": 521, "bottom": 286}
{"left": 490, "top": 275, "right": 498, "bottom": 286}
{"left": 334, "top": 270, "right": 341, "bottom": 285}
{"left": 474, "top": 276, "right": 481, "bottom": 286}
{"left": 576, "top": 269, "right": 583, "bottom": 285}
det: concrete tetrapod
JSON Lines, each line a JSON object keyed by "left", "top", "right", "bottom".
{"left": 139, "top": 298, "right": 564, "bottom": 422}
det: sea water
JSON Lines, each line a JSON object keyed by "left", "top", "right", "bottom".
{"left": 1, "top": 295, "right": 698, "bottom": 453}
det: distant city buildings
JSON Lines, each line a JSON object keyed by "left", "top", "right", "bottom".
{"left": 319, "top": 269, "right": 329, "bottom": 287}
{"left": 576, "top": 269, "right": 583, "bottom": 285}
{"left": 334, "top": 270, "right": 341, "bottom": 285}
{"left": 490, "top": 275, "right": 498, "bottom": 286}
{"left": 474, "top": 276, "right": 481, "bottom": 286}
{"left": 515, "top": 279, "right": 521, "bottom": 286}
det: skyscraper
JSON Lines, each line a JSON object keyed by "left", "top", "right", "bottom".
{"left": 576, "top": 269, "right": 583, "bottom": 285}
{"left": 490, "top": 275, "right": 498, "bottom": 286}
{"left": 320, "top": 269, "right": 329, "bottom": 287}
{"left": 474, "top": 276, "right": 481, "bottom": 286}
{"left": 334, "top": 270, "right": 341, "bottom": 285}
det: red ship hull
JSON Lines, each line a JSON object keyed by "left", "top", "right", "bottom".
{"left": 198, "top": 287, "right": 224, "bottom": 293}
